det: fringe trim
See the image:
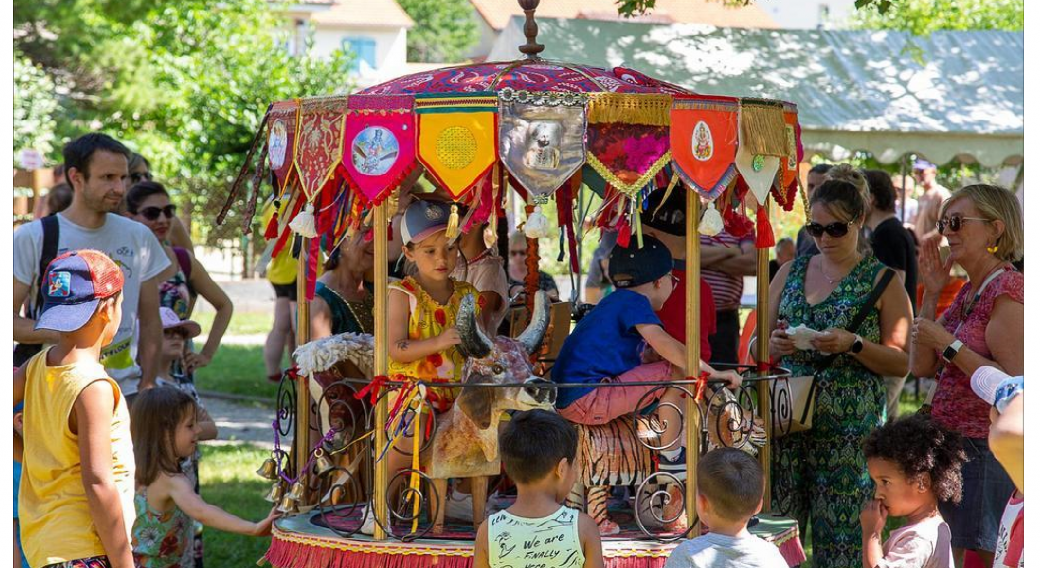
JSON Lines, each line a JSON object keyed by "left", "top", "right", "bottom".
{"left": 588, "top": 93, "right": 673, "bottom": 125}
{"left": 675, "top": 162, "right": 738, "bottom": 201}
{"left": 586, "top": 151, "right": 673, "bottom": 197}
{"left": 739, "top": 99, "right": 788, "bottom": 156}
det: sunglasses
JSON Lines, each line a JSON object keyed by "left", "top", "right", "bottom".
{"left": 130, "top": 172, "right": 153, "bottom": 184}
{"left": 670, "top": 274, "right": 680, "bottom": 287}
{"left": 139, "top": 204, "right": 177, "bottom": 221}
{"left": 805, "top": 220, "right": 854, "bottom": 239}
{"left": 936, "top": 214, "right": 990, "bottom": 235}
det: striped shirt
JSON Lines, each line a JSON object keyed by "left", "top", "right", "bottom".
{"left": 700, "top": 231, "right": 753, "bottom": 311}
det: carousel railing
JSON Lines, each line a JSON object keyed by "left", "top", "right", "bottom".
{"left": 271, "top": 363, "right": 792, "bottom": 543}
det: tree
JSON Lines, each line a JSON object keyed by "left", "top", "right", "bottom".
{"left": 13, "top": 51, "right": 59, "bottom": 160}
{"left": 848, "top": 0, "right": 1023, "bottom": 35}
{"left": 397, "top": 0, "right": 479, "bottom": 63}
{"left": 14, "top": 0, "right": 356, "bottom": 241}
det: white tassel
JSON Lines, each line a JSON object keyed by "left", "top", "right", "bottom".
{"left": 699, "top": 200, "right": 724, "bottom": 237}
{"left": 290, "top": 203, "right": 318, "bottom": 238}
{"left": 524, "top": 205, "right": 551, "bottom": 239}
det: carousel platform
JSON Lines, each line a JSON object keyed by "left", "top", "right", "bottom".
{"left": 263, "top": 500, "right": 806, "bottom": 568}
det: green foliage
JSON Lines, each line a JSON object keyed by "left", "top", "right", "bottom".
{"left": 397, "top": 0, "right": 479, "bottom": 63}
{"left": 848, "top": 0, "right": 1024, "bottom": 34}
{"left": 195, "top": 345, "right": 279, "bottom": 400}
{"left": 198, "top": 444, "right": 275, "bottom": 566}
{"left": 13, "top": 51, "right": 59, "bottom": 159}
{"left": 14, "top": 0, "right": 356, "bottom": 242}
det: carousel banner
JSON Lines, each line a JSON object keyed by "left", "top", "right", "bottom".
{"left": 295, "top": 96, "right": 349, "bottom": 202}
{"left": 773, "top": 102, "right": 803, "bottom": 212}
{"left": 269, "top": 100, "right": 301, "bottom": 195}
{"left": 584, "top": 93, "right": 673, "bottom": 197}
{"left": 670, "top": 94, "right": 740, "bottom": 201}
{"left": 340, "top": 94, "right": 418, "bottom": 206}
{"left": 415, "top": 92, "right": 499, "bottom": 200}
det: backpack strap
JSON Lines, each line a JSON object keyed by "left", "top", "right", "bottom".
{"left": 32, "top": 215, "right": 60, "bottom": 317}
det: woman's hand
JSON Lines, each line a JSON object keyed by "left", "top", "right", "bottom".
{"left": 919, "top": 241, "right": 954, "bottom": 295}
{"left": 769, "top": 328, "right": 796, "bottom": 358}
{"left": 436, "top": 327, "right": 461, "bottom": 350}
{"left": 859, "top": 499, "right": 888, "bottom": 537}
{"left": 912, "top": 317, "right": 955, "bottom": 352}
{"left": 184, "top": 352, "right": 212, "bottom": 373}
{"left": 813, "top": 328, "right": 856, "bottom": 355}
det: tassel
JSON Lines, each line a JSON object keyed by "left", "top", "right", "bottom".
{"left": 755, "top": 203, "right": 775, "bottom": 249}
{"left": 264, "top": 201, "right": 280, "bottom": 239}
{"left": 617, "top": 219, "right": 632, "bottom": 248}
{"left": 587, "top": 93, "right": 673, "bottom": 125}
{"left": 739, "top": 98, "right": 788, "bottom": 156}
{"left": 524, "top": 205, "right": 551, "bottom": 239}
{"left": 445, "top": 203, "right": 460, "bottom": 240}
{"left": 699, "top": 200, "right": 724, "bottom": 237}
{"left": 289, "top": 202, "right": 318, "bottom": 238}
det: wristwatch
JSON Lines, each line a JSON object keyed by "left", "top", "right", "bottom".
{"left": 941, "top": 339, "right": 964, "bottom": 363}
{"left": 850, "top": 334, "right": 864, "bottom": 354}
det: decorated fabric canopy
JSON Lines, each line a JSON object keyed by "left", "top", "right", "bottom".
{"left": 220, "top": 56, "right": 804, "bottom": 299}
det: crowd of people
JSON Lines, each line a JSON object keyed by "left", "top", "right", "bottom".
{"left": 12, "top": 131, "right": 1024, "bottom": 568}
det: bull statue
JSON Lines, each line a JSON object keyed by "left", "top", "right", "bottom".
{"left": 428, "top": 291, "right": 555, "bottom": 532}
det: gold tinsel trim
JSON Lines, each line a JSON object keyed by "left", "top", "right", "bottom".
{"left": 740, "top": 98, "right": 788, "bottom": 156}
{"left": 588, "top": 93, "right": 673, "bottom": 125}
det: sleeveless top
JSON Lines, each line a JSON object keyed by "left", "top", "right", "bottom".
{"left": 933, "top": 267, "right": 1023, "bottom": 439}
{"left": 487, "top": 505, "right": 585, "bottom": 568}
{"left": 777, "top": 255, "right": 886, "bottom": 392}
{"left": 388, "top": 277, "right": 481, "bottom": 413}
{"left": 314, "top": 280, "right": 375, "bottom": 335}
{"left": 19, "top": 349, "right": 135, "bottom": 568}
{"left": 131, "top": 486, "right": 194, "bottom": 568}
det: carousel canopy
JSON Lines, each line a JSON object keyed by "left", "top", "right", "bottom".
{"left": 488, "top": 17, "right": 1024, "bottom": 167}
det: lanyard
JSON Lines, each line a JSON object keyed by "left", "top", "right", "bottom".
{"left": 953, "top": 265, "right": 1009, "bottom": 337}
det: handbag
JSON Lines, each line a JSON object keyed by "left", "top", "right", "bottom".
{"left": 772, "top": 268, "right": 895, "bottom": 437}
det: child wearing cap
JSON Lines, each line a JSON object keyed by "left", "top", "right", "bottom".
{"left": 552, "top": 236, "right": 742, "bottom": 534}
{"left": 971, "top": 366, "right": 1024, "bottom": 568}
{"left": 14, "top": 249, "right": 136, "bottom": 568}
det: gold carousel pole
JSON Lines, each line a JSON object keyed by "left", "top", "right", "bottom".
{"left": 295, "top": 237, "right": 311, "bottom": 501}
{"left": 755, "top": 201, "right": 773, "bottom": 512}
{"left": 684, "top": 189, "right": 701, "bottom": 531}
{"left": 372, "top": 202, "right": 390, "bottom": 540}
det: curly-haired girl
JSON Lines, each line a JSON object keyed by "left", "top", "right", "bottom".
{"left": 860, "top": 414, "right": 967, "bottom": 568}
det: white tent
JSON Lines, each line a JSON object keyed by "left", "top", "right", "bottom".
{"left": 488, "top": 18, "right": 1024, "bottom": 168}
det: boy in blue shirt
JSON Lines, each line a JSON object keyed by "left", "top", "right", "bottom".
{"left": 554, "top": 236, "right": 741, "bottom": 476}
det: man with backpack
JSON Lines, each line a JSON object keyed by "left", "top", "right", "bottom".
{"left": 13, "top": 133, "right": 172, "bottom": 397}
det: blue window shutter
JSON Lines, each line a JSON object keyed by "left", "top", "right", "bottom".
{"left": 343, "top": 37, "right": 377, "bottom": 72}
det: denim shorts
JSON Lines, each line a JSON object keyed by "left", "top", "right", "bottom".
{"left": 938, "top": 437, "right": 1016, "bottom": 552}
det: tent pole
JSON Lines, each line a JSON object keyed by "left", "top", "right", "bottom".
{"left": 295, "top": 238, "right": 311, "bottom": 503}
{"left": 684, "top": 189, "right": 701, "bottom": 532}
{"left": 372, "top": 202, "right": 390, "bottom": 540}
{"left": 755, "top": 202, "right": 773, "bottom": 512}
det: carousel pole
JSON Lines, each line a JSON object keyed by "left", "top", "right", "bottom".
{"left": 684, "top": 189, "right": 701, "bottom": 531}
{"left": 524, "top": 203, "right": 539, "bottom": 317}
{"left": 372, "top": 202, "right": 390, "bottom": 540}
{"left": 295, "top": 237, "right": 312, "bottom": 502}
{"left": 755, "top": 202, "right": 773, "bottom": 512}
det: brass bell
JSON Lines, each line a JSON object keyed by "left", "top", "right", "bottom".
{"left": 314, "top": 449, "right": 335, "bottom": 475}
{"left": 256, "top": 458, "right": 279, "bottom": 481}
{"left": 277, "top": 494, "right": 297, "bottom": 514}
{"left": 263, "top": 482, "right": 283, "bottom": 503}
{"left": 288, "top": 481, "right": 306, "bottom": 501}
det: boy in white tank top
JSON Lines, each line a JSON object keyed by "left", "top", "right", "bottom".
{"left": 474, "top": 409, "right": 603, "bottom": 568}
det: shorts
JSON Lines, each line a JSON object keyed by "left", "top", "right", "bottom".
{"left": 938, "top": 436, "right": 1016, "bottom": 552}
{"left": 42, "top": 556, "right": 111, "bottom": 568}
{"left": 272, "top": 280, "right": 298, "bottom": 302}
{"left": 558, "top": 361, "right": 672, "bottom": 425}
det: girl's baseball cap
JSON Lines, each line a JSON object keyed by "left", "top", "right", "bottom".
{"left": 35, "top": 250, "right": 125, "bottom": 333}
{"left": 401, "top": 200, "right": 452, "bottom": 246}
{"left": 159, "top": 307, "right": 202, "bottom": 338}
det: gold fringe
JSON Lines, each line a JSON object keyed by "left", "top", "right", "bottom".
{"left": 588, "top": 93, "right": 673, "bottom": 125}
{"left": 740, "top": 99, "right": 788, "bottom": 156}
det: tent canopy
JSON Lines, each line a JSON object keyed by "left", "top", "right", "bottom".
{"left": 489, "top": 18, "right": 1024, "bottom": 167}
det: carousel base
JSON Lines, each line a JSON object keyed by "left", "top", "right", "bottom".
{"left": 263, "top": 510, "right": 806, "bottom": 568}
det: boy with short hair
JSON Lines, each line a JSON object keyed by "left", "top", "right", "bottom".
{"left": 665, "top": 448, "right": 787, "bottom": 568}
{"left": 15, "top": 250, "right": 136, "bottom": 568}
{"left": 474, "top": 409, "right": 603, "bottom": 568}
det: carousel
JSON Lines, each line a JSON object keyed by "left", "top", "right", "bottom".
{"left": 219, "top": 3, "right": 810, "bottom": 566}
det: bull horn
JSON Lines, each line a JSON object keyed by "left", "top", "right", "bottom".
{"left": 517, "top": 291, "right": 550, "bottom": 355}
{"left": 456, "top": 293, "right": 493, "bottom": 359}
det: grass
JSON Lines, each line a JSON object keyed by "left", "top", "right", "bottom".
{"left": 199, "top": 443, "right": 276, "bottom": 567}
{"left": 194, "top": 310, "right": 275, "bottom": 337}
{"left": 195, "top": 344, "right": 283, "bottom": 400}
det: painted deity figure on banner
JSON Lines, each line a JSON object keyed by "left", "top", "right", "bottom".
{"left": 352, "top": 127, "right": 400, "bottom": 177}
{"left": 693, "top": 121, "right": 713, "bottom": 161}
{"left": 522, "top": 120, "right": 563, "bottom": 170}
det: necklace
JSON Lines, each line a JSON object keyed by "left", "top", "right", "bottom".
{"left": 818, "top": 255, "right": 860, "bottom": 285}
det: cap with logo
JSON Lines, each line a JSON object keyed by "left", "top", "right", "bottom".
{"left": 35, "top": 250, "right": 125, "bottom": 333}
{"left": 970, "top": 366, "right": 1024, "bottom": 414}
{"left": 401, "top": 200, "right": 452, "bottom": 246}
{"left": 608, "top": 235, "right": 673, "bottom": 289}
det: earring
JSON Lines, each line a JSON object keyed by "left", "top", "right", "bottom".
{"left": 987, "top": 244, "right": 999, "bottom": 254}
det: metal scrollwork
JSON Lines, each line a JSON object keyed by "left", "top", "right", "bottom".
{"left": 634, "top": 472, "right": 695, "bottom": 542}
{"left": 770, "top": 376, "right": 794, "bottom": 437}
{"left": 632, "top": 385, "right": 696, "bottom": 452}
{"left": 316, "top": 465, "right": 369, "bottom": 538}
{"left": 370, "top": 468, "right": 441, "bottom": 542}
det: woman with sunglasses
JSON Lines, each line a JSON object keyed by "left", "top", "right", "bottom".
{"left": 757, "top": 174, "right": 913, "bottom": 568}
{"left": 128, "top": 153, "right": 195, "bottom": 251}
{"left": 126, "top": 181, "right": 233, "bottom": 375}
{"left": 910, "top": 184, "right": 1023, "bottom": 567}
